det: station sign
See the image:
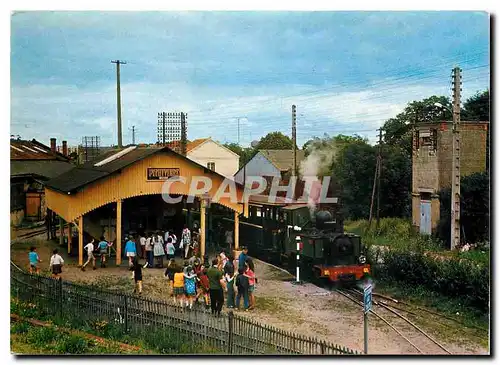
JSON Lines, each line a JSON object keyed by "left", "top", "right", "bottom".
{"left": 147, "top": 168, "right": 180, "bottom": 180}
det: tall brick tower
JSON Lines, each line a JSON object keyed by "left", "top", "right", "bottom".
{"left": 411, "top": 121, "right": 488, "bottom": 235}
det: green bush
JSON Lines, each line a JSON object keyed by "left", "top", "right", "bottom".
{"left": 54, "top": 334, "right": 90, "bottom": 354}
{"left": 11, "top": 321, "right": 30, "bottom": 334}
{"left": 378, "top": 250, "right": 489, "bottom": 312}
{"left": 25, "top": 326, "right": 59, "bottom": 346}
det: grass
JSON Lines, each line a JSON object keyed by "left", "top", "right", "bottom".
{"left": 11, "top": 321, "right": 145, "bottom": 355}
{"left": 374, "top": 282, "right": 489, "bottom": 349}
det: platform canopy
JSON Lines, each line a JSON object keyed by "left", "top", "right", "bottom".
{"left": 45, "top": 145, "right": 247, "bottom": 223}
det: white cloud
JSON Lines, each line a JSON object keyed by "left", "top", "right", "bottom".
{"left": 11, "top": 66, "right": 489, "bottom": 147}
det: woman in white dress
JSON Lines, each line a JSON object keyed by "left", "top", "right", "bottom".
{"left": 181, "top": 224, "right": 191, "bottom": 259}
{"left": 153, "top": 231, "right": 165, "bottom": 268}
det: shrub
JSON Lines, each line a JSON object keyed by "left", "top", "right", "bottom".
{"left": 25, "top": 326, "right": 59, "bottom": 346}
{"left": 378, "top": 249, "right": 489, "bottom": 312}
{"left": 11, "top": 321, "right": 30, "bottom": 334}
{"left": 54, "top": 334, "right": 90, "bottom": 354}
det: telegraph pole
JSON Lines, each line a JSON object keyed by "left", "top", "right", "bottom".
{"left": 376, "top": 128, "right": 383, "bottom": 229}
{"left": 181, "top": 112, "right": 187, "bottom": 156}
{"left": 233, "top": 117, "right": 247, "bottom": 145}
{"left": 111, "top": 60, "right": 126, "bottom": 148}
{"left": 162, "top": 112, "right": 166, "bottom": 145}
{"left": 129, "top": 126, "right": 136, "bottom": 145}
{"left": 292, "top": 105, "right": 297, "bottom": 177}
{"left": 450, "top": 67, "right": 462, "bottom": 250}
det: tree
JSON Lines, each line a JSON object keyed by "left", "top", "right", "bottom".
{"left": 332, "top": 141, "right": 377, "bottom": 220}
{"left": 222, "top": 142, "right": 257, "bottom": 168}
{"left": 436, "top": 172, "right": 489, "bottom": 247}
{"left": 255, "top": 132, "right": 295, "bottom": 150}
{"left": 382, "top": 95, "right": 452, "bottom": 155}
{"left": 462, "top": 90, "right": 489, "bottom": 121}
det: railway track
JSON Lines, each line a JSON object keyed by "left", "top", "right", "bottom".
{"left": 337, "top": 288, "right": 453, "bottom": 355}
{"left": 13, "top": 227, "right": 47, "bottom": 240}
{"left": 255, "top": 258, "right": 460, "bottom": 355}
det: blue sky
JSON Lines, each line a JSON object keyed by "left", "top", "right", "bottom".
{"left": 10, "top": 11, "right": 490, "bottom": 147}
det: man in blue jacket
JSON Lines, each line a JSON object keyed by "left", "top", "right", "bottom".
{"left": 238, "top": 246, "right": 248, "bottom": 271}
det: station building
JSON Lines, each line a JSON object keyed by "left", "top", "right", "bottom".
{"left": 45, "top": 145, "right": 248, "bottom": 266}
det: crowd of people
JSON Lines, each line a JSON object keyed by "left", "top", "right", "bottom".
{"left": 163, "top": 246, "right": 256, "bottom": 314}
{"left": 27, "top": 222, "right": 257, "bottom": 314}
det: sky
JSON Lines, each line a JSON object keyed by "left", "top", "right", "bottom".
{"left": 10, "top": 11, "right": 490, "bottom": 148}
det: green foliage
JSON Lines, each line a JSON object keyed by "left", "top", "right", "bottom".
{"left": 462, "top": 90, "right": 489, "bottom": 121}
{"left": 222, "top": 142, "right": 257, "bottom": 168}
{"left": 378, "top": 250, "right": 489, "bottom": 313}
{"left": 25, "top": 326, "right": 59, "bottom": 345}
{"left": 11, "top": 321, "right": 30, "bottom": 334}
{"left": 255, "top": 131, "right": 295, "bottom": 150}
{"left": 332, "top": 141, "right": 376, "bottom": 219}
{"left": 437, "top": 172, "right": 489, "bottom": 246}
{"left": 54, "top": 334, "right": 89, "bottom": 354}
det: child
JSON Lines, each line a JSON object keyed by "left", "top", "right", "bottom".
{"left": 196, "top": 267, "right": 210, "bottom": 309}
{"left": 82, "top": 238, "right": 96, "bottom": 271}
{"left": 97, "top": 236, "right": 112, "bottom": 268}
{"left": 28, "top": 247, "right": 41, "bottom": 274}
{"left": 183, "top": 265, "right": 197, "bottom": 309}
{"left": 132, "top": 258, "right": 143, "bottom": 295}
{"left": 172, "top": 268, "right": 185, "bottom": 306}
{"left": 225, "top": 267, "right": 236, "bottom": 309}
{"left": 125, "top": 236, "right": 137, "bottom": 268}
{"left": 235, "top": 267, "right": 249, "bottom": 311}
{"left": 164, "top": 259, "right": 176, "bottom": 296}
{"left": 49, "top": 249, "right": 64, "bottom": 279}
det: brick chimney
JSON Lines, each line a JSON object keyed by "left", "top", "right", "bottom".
{"left": 50, "top": 138, "right": 56, "bottom": 153}
{"left": 62, "top": 140, "right": 68, "bottom": 156}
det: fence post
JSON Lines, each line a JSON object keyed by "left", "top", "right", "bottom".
{"left": 124, "top": 294, "right": 128, "bottom": 333}
{"left": 58, "top": 278, "right": 63, "bottom": 318}
{"left": 228, "top": 311, "right": 234, "bottom": 354}
{"left": 320, "top": 340, "right": 325, "bottom": 355}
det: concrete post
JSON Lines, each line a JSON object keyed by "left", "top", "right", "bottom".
{"left": 116, "top": 199, "right": 122, "bottom": 266}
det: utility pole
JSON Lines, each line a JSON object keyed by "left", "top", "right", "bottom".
{"left": 376, "top": 128, "right": 383, "bottom": 229}
{"left": 368, "top": 128, "right": 382, "bottom": 230}
{"left": 162, "top": 112, "right": 166, "bottom": 145}
{"left": 111, "top": 60, "right": 126, "bottom": 148}
{"left": 129, "top": 126, "right": 136, "bottom": 145}
{"left": 181, "top": 112, "right": 187, "bottom": 156}
{"left": 233, "top": 117, "right": 247, "bottom": 145}
{"left": 292, "top": 105, "right": 297, "bottom": 177}
{"left": 450, "top": 67, "right": 462, "bottom": 250}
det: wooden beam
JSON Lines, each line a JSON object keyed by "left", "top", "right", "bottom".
{"left": 68, "top": 224, "right": 72, "bottom": 255}
{"left": 200, "top": 202, "right": 206, "bottom": 259}
{"left": 59, "top": 217, "right": 64, "bottom": 247}
{"left": 116, "top": 199, "right": 122, "bottom": 266}
{"left": 78, "top": 216, "right": 83, "bottom": 266}
{"left": 234, "top": 211, "right": 240, "bottom": 250}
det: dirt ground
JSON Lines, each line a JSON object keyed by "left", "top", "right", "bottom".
{"left": 11, "top": 237, "right": 489, "bottom": 355}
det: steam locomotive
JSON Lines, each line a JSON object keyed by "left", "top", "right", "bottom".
{"left": 230, "top": 200, "right": 371, "bottom": 284}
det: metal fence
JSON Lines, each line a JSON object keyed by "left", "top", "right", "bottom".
{"left": 10, "top": 264, "right": 358, "bottom": 355}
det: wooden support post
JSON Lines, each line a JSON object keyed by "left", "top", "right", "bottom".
{"left": 78, "top": 216, "right": 83, "bottom": 266}
{"left": 234, "top": 211, "right": 240, "bottom": 250}
{"left": 116, "top": 199, "right": 122, "bottom": 266}
{"left": 200, "top": 202, "right": 206, "bottom": 259}
{"left": 59, "top": 217, "right": 64, "bottom": 247}
{"left": 68, "top": 224, "right": 72, "bottom": 255}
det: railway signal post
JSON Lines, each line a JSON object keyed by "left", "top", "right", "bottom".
{"left": 363, "top": 283, "right": 373, "bottom": 354}
{"left": 294, "top": 226, "right": 302, "bottom": 284}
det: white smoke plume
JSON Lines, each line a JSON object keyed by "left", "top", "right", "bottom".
{"left": 299, "top": 141, "right": 338, "bottom": 219}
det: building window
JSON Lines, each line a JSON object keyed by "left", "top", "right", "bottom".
{"left": 207, "top": 162, "right": 215, "bottom": 171}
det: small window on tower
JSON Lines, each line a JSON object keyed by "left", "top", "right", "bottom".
{"left": 207, "top": 162, "right": 215, "bottom": 171}
{"left": 419, "top": 130, "right": 433, "bottom": 147}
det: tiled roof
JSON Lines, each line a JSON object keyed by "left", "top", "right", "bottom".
{"left": 259, "top": 149, "right": 306, "bottom": 171}
{"left": 11, "top": 160, "right": 75, "bottom": 180}
{"left": 10, "top": 139, "right": 69, "bottom": 161}
{"left": 187, "top": 138, "right": 209, "bottom": 152}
